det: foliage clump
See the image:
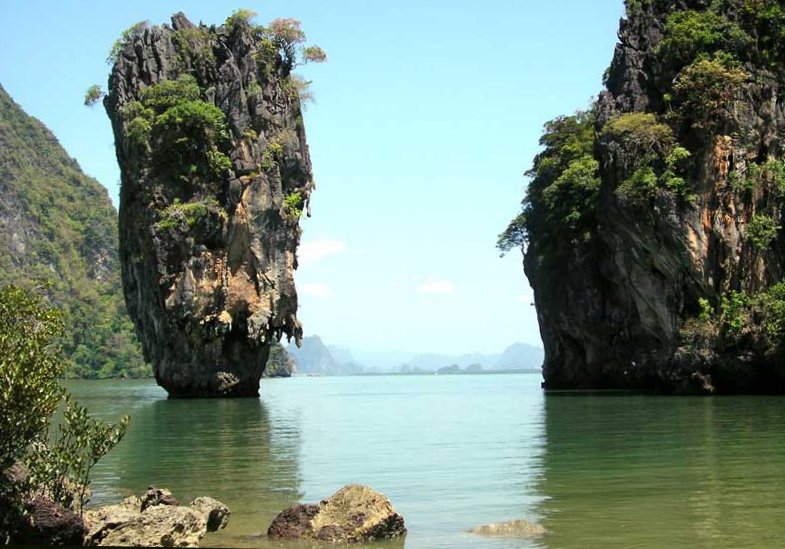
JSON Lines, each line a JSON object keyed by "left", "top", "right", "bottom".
{"left": 283, "top": 191, "right": 304, "bottom": 219}
{"left": 658, "top": 10, "right": 753, "bottom": 68}
{"left": 740, "top": 0, "right": 785, "bottom": 69}
{"left": 123, "top": 75, "right": 231, "bottom": 182}
{"left": 672, "top": 55, "right": 748, "bottom": 126}
{"left": 681, "top": 282, "right": 785, "bottom": 359}
{"left": 156, "top": 197, "right": 226, "bottom": 232}
{"left": 498, "top": 110, "right": 598, "bottom": 254}
{"left": 602, "top": 113, "right": 694, "bottom": 204}
{"left": 0, "top": 285, "right": 65, "bottom": 470}
{"left": 224, "top": 9, "right": 327, "bottom": 73}
{"left": 0, "top": 285, "right": 128, "bottom": 526}
{"left": 745, "top": 213, "right": 780, "bottom": 250}
{"left": 603, "top": 112, "right": 675, "bottom": 160}
{"left": 83, "top": 85, "right": 104, "bottom": 107}
{"left": 729, "top": 159, "right": 785, "bottom": 198}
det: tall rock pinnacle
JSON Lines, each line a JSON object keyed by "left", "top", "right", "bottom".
{"left": 104, "top": 12, "right": 316, "bottom": 397}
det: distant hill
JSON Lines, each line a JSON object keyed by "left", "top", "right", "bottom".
{"left": 327, "top": 345, "right": 355, "bottom": 366}
{"left": 404, "top": 344, "right": 542, "bottom": 372}
{"left": 327, "top": 339, "right": 543, "bottom": 373}
{"left": 0, "top": 83, "right": 146, "bottom": 378}
{"left": 289, "top": 336, "right": 363, "bottom": 376}
{"left": 494, "top": 343, "right": 543, "bottom": 371}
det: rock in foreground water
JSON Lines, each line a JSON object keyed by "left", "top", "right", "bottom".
{"left": 470, "top": 519, "right": 547, "bottom": 538}
{"left": 268, "top": 484, "right": 406, "bottom": 543}
{"left": 84, "top": 486, "right": 229, "bottom": 547}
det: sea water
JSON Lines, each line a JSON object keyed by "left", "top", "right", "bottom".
{"left": 66, "top": 374, "right": 785, "bottom": 548}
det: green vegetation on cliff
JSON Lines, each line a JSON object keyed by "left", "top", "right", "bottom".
{"left": 103, "top": 10, "right": 321, "bottom": 396}
{"left": 498, "top": 110, "right": 598, "bottom": 254}
{"left": 502, "top": 0, "right": 785, "bottom": 392}
{"left": 0, "top": 84, "right": 147, "bottom": 378}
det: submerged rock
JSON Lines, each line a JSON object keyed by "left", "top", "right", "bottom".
{"left": 470, "top": 519, "right": 547, "bottom": 538}
{"left": 84, "top": 487, "right": 229, "bottom": 547}
{"left": 104, "top": 12, "right": 315, "bottom": 397}
{"left": 268, "top": 484, "right": 406, "bottom": 543}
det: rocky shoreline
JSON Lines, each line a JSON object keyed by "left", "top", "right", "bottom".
{"left": 2, "top": 482, "right": 230, "bottom": 547}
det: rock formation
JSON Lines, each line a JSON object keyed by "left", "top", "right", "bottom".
{"left": 268, "top": 484, "right": 406, "bottom": 543}
{"left": 104, "top": 12, "right": 316, "bottom": 396}
{"left": 261, "top": 342, "right": 296, "bottom": 378}
{"left": 83, "top": 486, "right": 230, "bottom": 547}
{"left": 502, "top": 0, "right": 785, "bottom": 393}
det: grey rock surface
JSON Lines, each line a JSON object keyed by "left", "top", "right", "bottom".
{"left": 104, "top": 12, "right": 314, "bottom": 397}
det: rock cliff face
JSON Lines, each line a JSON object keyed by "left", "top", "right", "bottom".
{"left": 0, "top": 84, "right": 144, "bottom": 378}
{"left": 506, "top": 0, "right": 785, "bottom": 393}
{"left": 104, "top": 13, "right": 314, "bottom": 397}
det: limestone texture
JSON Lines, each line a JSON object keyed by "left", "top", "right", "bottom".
{"left": 104, "top": 13, "right": 313, "bottom": 397}
{"left": 515, "top": 0, "right": 785, "bottom": 393}
{"left": 267, "top": 484, "right": 406, "bottom": 543}
{"left": 83, "top": 486, "right": 230, "bottom": 547}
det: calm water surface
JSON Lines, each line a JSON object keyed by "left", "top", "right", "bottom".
{"left": 66, "top": 375, "right": 785, "bottom": 548}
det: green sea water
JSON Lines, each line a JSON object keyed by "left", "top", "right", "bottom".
{"left": 65, "top": 374, "right": 785, "bottom": 548}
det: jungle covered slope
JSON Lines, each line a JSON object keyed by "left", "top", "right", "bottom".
{"left": 0, "top": 84, "right": 146, "bottom": 378}
{"left": 104, "top": 12, "right": 318, "bottom": 397}
{"left": 501, "top": 0, "right": 785, "bottom": 393}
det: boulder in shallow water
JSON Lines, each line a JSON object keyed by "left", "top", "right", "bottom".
{"left": 470, "top": 519, "right": 547, "bottom": 538}
{"left": 96, "top": 505, "right": 206, "bottom": 547}
{"left": 83, "top": 487, "right": 229, "bottom": 546}
{"left": 268, "top": 484, "right": 406, "bottom": 543}
{"left": 190, "top": 496, "right": 230, "bottom": 532}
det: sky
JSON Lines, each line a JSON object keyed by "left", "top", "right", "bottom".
{"left": 0, "top": 0, "right": 625, "bottom": 355}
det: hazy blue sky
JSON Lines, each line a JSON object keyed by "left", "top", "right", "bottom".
{"left": 0, "top": 0, "right": 624, "bottom": 355}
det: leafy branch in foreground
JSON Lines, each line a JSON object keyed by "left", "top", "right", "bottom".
{"left": 28, "top": 395, "right": 129, "bottom": 513}
{"left": 0, "top": 285, "right": 129, "bottom": 524}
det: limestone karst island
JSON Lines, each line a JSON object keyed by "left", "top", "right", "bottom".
{"left": 3, "top": 1, "right": 785, "bottom": 548}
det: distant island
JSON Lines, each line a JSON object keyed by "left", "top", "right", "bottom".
{"left": 287, "top": 335, "right": 543, "bottom": 376}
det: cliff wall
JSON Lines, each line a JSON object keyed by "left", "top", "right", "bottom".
{"left": 504, "top": 0, "right": 785, "bottom": 393}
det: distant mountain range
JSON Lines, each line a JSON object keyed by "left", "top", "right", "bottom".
{"left": 287, "top": 336, "right": 543, "bottom": 376}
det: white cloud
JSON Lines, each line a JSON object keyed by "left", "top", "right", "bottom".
{"left": 298, "top": 239, "right": 346, "bottom": 266}
{"left": 417, "top": 279, "right": 455, "bottom": 295}
{"left": 300, "top": 283, "right": 331, "bottom": 298}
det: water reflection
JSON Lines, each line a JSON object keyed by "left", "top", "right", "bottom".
{"left": 68, "top": 380, "right": 303, "bottom": 547}
{"left": 537, "top": 394, "right": 785, "bottom": 549}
